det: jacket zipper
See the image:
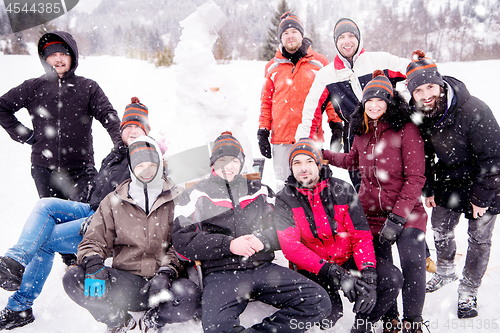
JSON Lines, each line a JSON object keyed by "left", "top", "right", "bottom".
{"left": 372, "top": 121, "right": 385, "bottom": 213}
{"left": 57, "top": 78, "right": 62, "bottom": 172}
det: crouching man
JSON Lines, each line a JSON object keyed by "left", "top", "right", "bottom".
{"left": 173, "top": 131, "right": 331, "bottom": 333}
{"left": 274, "top": 139, "right": 403, "bottom": 333}
{"left": 63, "top": 136, "right": 201, "bottom": 333}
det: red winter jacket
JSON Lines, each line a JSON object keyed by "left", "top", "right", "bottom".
{"left": 275, "top": 169, "right": 376, "bottom": 275}
{"left": 259, "top": 39, "right": 340, "bottom": 144}
{"left": 325, "top": 93, "right": 427, "bottom": 235}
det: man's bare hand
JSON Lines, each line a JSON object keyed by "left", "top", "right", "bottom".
{"left": 230, "top": 235, "right": 265, "bottom": 257}
{"left": 471, "top": 202, "right": 488, "bottom": 219}
{"left": 425, "top": 196, "right": 436, "bottom": 208}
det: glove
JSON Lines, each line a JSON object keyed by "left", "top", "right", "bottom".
{"left": 140, "top": 267, "right": 176, "bottom": 296}
{"left": 329, "top": 121, "right": 343, "bottom": 152}
{"left": 61, "top": 253, "right": 77, "bottom": 267}
{"left": 379, "top": 213, "right": 406, "bottom": 245}
{"left": 322, "top": 149, "right": 336, "bottom": 165}
{"left": 353, "top": 267, "right": 377, "bottom": 313}
{"left": 327, "top": 263, "right": 358, "bottom": 303}
{"left": 79, "top": 215, "right": 93, "bottom": 236}
{"left": 82, "top": 255, "right": 108, "bottom": 297}
{"left": 257, "top": 129, "right": 272, "bottom": 159}
{"left": 141, "top": 267, "right": 176, "bottom": 306}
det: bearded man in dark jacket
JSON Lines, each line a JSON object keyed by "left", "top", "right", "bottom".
{"left": 0, "top": 31, "right": 122, "bottom": 201}
{"left": 407, "top": 50, "right": 500, "bottom": 319}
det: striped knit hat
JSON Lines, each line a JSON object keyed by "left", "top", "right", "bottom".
{"left": 406, "top": 50, "right": 444, "bottom": 96}
{"left": 278, "top": 12, "right": 304, "bottom": 39}
{"left": 362, "top": 70, "right": 394, "bottom": 105}
{"left": 120, "top": 97, "right": 151, "bottom": 135}
{"left": 128, "top": 139, "right": 160, "bottom": 172}
{"left": 210, "top": 131, "right": 245, "bottom": 167}
{"left": 333, "top": 18, "right": 360, "bottom": 45}
{"left": 288, "top": 138, "right": 323, "bottom": 170}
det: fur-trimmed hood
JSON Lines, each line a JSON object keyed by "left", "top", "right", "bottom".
{"left": 350, "top": 91, "right": 412, "bottom": 136}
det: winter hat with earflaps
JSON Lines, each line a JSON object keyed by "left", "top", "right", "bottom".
{"left": 127, "top": 136, "right": 164, "bottom": 215}
{"left": 406, "top": 50, "right": 444, "bottom": 96}
{"left": 278, "top": 12, "right": 304, "bottom": 39}
{"left": 288, "top": 138, "right": 323, "bottom": 171}
{"left": 128, "top": 139, "right": 161, "bottom": 176}
{"left": 362, "top": 70, "right": 394, "bottom": 105}
{"left": 210, "top": 131, "right": 245, "bottom": 167}
{"left": 120, "top": 97, "right": 151, "bottom": 135}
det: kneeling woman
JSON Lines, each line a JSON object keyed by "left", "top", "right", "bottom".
{"left": 323, "top": 71, "right": 427, "bottom": 333}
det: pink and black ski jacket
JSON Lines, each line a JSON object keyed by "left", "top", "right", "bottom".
{"left": 274, "top": 168, "right": 376, "bottom": 275}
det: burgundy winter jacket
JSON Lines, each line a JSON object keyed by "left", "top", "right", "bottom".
{"left": 325, "top": 93, "right": 427, "bottom": 235}
{"left": 0, "top": 31, "right": 121, "bottom": 170}
{"left": 275, "top": 168, "right": 376, "bottom": 275}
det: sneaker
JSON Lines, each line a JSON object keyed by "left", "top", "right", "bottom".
{"left": 425, "top": 272, "right": 458, "bottom": 293}
{"left": 0, "top": 257, "right": 24, "bottom": 292}
{"left": 382, "top": 317, "right": 401, "bottom": 333}
{"left": 425, "top": 257, "right": 437, "bottom": 273}
{"left": 139, "top": 308, "right": 160, "bottom": 333}
{"left": 105, "top": 314, "right": 136, "bottom": 333}
{"left": 458, "top": 294, "right": 478, "bottom": 319}
{"left": 0, "top": 308, "right": 35, "bottom": 330}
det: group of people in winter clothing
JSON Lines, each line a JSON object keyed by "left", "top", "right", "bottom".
{"left": 258, "top": 11, "right": 500, "bottom": 333}
{"left": 0, "top": 8, "right": 498, "bottom": 333}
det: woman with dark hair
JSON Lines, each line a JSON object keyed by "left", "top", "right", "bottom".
{"left": 323, "top": 70, "right": 427, "bottom": 333}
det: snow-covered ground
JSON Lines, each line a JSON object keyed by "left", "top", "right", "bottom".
{"left": 0, "top": 53, "right": 499, "bottom": 332}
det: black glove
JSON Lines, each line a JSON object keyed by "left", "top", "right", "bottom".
{"left": 379, "top": 213, "right": 406, "bottom": 245}
{"left": 140, "top": 267, "right": 176, "bottom": 304}
{"left": 327, "top": 263, "right": 358, "bottom": 303}
{"left": 81, "top": 255, "right": 108, "bottom": 297}
{"left": 353, "top": 267, "right": 377, "bottom": 313}
{"left": 329, "top": 121, "right": 343, "bottom": 152}
{"left": 257, "top": 129, "right": 272, "bottom": 159}
{"left": 79, "top": 215, "right": 93, "bottom": 236}
{"left": 25, "top": 131, "right": 36, "bottom": 145}
{"left": 61, "top": 253, "right": 77, "bottom": 267}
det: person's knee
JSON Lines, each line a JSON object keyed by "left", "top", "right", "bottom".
{"left": 62, "top": 265, "right": 84, "bottom": 298}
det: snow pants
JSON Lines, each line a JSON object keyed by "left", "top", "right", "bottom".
{"left": 5, "top": 198, "right": 91, "bottom": 311}
{"left": 431, "top": 205, "right": 496, "bottom": 296}
{"left": 63, "top": 265, "right": 202, "bottom": 327}
{"left": 299, "top": 257, "right": 402, "bottom": 331}
{"left": 201, "top": 262, "right": 331, "bottom": 333}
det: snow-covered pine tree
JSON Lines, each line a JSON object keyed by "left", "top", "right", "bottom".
{"left": 259, "top": 0, "right": 291, "bottom": 61}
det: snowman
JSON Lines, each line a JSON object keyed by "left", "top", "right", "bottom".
{"left": 161, "top": 0, "right": 254, "bottom": 176}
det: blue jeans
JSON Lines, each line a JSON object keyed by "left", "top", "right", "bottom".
{"left": 4, "top": 198, "right": 94, "bottom": 311}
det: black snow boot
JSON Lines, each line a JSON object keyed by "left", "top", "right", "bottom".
{"left": 0, "top": 257, "right": 24, "bottom": 291}
{"left": 0, "top": 308, "right": 35, "bottom": 330}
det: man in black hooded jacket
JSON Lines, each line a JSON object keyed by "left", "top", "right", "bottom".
{"left": 407, "top": 50, "right": 500, "bottom": 320}
{"left": 0, "top": 31, "right": 122, "bottom": 201}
